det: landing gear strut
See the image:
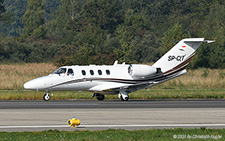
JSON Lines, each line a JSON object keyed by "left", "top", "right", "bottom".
{"left": 92, "top": 93, "right": 105, "bottom": 101}
{"left": 43, "top": 91, "right": 53, "bottom": 101}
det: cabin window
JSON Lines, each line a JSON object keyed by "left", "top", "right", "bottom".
{"left": 67, "top": 69, "right": 74, "bottom": 76}
{"left": 106, "top": 70, "right": 110, "bottom": 75}
{"left": 52, "top": 68, "right": 67, "bottom": 75}
{"left": 81, "top": 70, "right": 86, "bottom": 75}
{"left": 90, "top": 70, "right": 94, "bottom": 75}
{"left": 128, "top": 65, "right": 133, "bottom": 75}
{"left": 98, "top": 70, "right": 102, "bottom": 75}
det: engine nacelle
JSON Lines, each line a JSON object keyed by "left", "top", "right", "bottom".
{"left": 128, "top": 64, "right": 159, "bottom": 79}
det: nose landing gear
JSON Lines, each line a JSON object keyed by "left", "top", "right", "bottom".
{"left": 43, "top": 91, "right": 53, "bottom": 101}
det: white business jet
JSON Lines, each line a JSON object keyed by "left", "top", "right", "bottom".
{"left": 24, "top": 38, "right": 214, "bottom": 101}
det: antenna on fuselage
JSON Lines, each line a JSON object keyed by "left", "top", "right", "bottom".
{"left": 113, "top": 60, "right": 118, "bottom": 65}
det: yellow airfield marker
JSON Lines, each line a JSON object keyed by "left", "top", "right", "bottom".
{"left": 67, "top": 118, "right": 80, "bottom": 128}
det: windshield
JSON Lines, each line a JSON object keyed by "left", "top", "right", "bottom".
{"left": 51, "top": 68, "right": 67, "bottom": 75}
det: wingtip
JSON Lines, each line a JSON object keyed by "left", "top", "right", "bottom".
{"left": 205, "top": 40, "right": 215, "bottom": 43}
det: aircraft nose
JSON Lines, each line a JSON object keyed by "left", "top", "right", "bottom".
{"left": 24, "top": 76, "right": 50, "bottom": 90}
{"left": 23, "top": 81, "right": 35, "bottom": 90}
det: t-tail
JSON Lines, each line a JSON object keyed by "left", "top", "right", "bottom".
{"left": 153, "top": 38, "right": 215, "bottom": 75}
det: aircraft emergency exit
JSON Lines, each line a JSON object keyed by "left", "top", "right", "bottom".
{"left": 24, "top": 38, "right": 214, "bottom": 101}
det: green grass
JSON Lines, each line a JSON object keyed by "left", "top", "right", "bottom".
{"left": 0, "top": 128, "right": 224, "bottom": 140}
{"left": 0, "top": 88, "right": 224, "bottom": 100}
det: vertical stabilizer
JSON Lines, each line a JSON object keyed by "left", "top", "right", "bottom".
{"left": 153, "top": 38, "right": 214, "bottom": 74}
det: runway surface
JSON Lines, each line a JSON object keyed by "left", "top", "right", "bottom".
{"left": 1, "top": 99, "right": 225, "bottom": 109}
{"left": 0, "top": 100, "right": 225, "bottom": 132}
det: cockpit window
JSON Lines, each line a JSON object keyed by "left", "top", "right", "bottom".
{"left": 52, "top": 68, "right": 67, "bottom": 75}
{"left": 67, "top": 69, "right": 74, "bottom": 76}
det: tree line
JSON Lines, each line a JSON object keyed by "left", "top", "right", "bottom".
{"left": 0, "top": 0, "right": 224, "bottom": 68}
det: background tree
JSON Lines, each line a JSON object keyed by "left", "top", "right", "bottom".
{"left": 22, "top": 0, "right": 45, "bottom": 38}
{"left": 115, "top": 9, "right": 147, "bottom": 63}
{"left": 48, "top": 0, "right": 83, "bottom": 44}
{"left": 0, "top": 0, "right": 13, "bottom": 36}
{"left": 0, "top": 0, "right": 6, "bottom": 20}
{"left": 0, "top": 0, "right": 224, "bottom": 69}
{"left": 160, "top": 23, "right": 189, "bottom": 56}
{"left": 190, "top": 1, "right": 225, "bottom": 69}
{"left": 131, "top": 31, "right": 160, "bottom": 63}
{"left": 82, "top": 0, "right": 123, "bottom": 32}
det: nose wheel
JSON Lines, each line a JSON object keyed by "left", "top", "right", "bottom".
{"left": 43, "top": 93, "right": 50, "bottom": 101}
{"left": 43, "top": 92, "right": 53, "bottom": 101}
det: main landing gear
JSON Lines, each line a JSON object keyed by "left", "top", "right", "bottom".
{"left": 92, "top": 93, "right": 105, "bottom": 101}
{"left": 118, "top": 91, "right": 129, "bottom": 101}
{"left": 92, "top": 91, "right": 129, "bottom": 101}
{"left": 43, "top": 91, "right": 53, "bottom": 101}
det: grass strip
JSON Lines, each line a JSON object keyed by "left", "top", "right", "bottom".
{"left": 0, "top": 88, "right": 224, "bottom": 100}
{"left": 0, "top": 128, "right": 224, "bottom": 140}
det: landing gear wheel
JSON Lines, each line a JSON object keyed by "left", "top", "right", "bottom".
{"left": 120, "top": 95, "right": 129, "bottom": 101}
{"left": 95, "top": 94, "right": 105, "bottom": 101}
{"left": 43, "top": 93, "right": 51, "bottom": 101}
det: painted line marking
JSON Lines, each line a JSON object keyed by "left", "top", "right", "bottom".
{"left": 0, "top": 124, "right": 225, "bottom": 129}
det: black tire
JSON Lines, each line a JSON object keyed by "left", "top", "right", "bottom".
{"left": 96, "top": 94, "right": 105, "bottom": 101}
{"left": 43, "top": 94, "right": 50, "bottom": 101}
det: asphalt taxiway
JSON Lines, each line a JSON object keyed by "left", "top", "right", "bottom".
{"left": 0, "top": 100, "right": 225, "bottom": 132}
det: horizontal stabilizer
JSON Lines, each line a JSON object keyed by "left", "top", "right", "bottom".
{"left": 184, "top": 40, "right": 215, "bottom": 43}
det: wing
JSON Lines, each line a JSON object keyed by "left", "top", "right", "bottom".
{"left": 89, "top": 83, "right": 130, "bottom": 92}
{"left": 89, "top": 68, "right": 187, "bottom": 95}
{"left": 89, "top": 81, "right": 154, "bottom": 94}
